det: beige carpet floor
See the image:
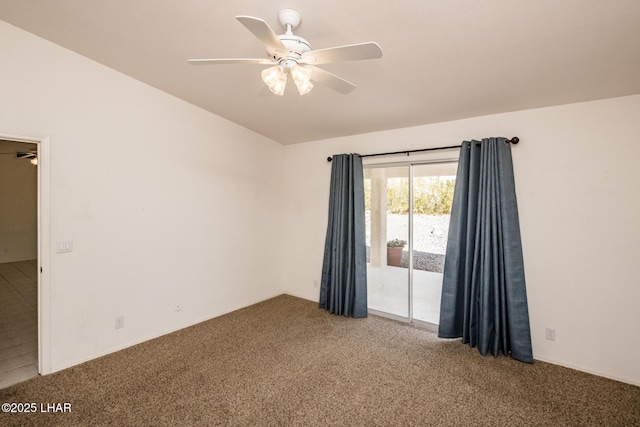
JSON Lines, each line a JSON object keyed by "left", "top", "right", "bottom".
{"left": 1, "top": 294, "right": 638, "bottom": 426}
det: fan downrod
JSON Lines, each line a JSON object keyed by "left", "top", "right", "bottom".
{"left": 275, "top": 9, "right": 311, "bottom": 55}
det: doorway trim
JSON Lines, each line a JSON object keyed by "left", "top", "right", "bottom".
{"left": 1, "top": 132, "right": 51, "bottom": 375}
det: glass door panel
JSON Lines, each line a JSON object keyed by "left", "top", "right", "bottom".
{"left": 410, "top": 163, "right": 457, "bottom": 324}
{"left": 364, "top": 166, "right": 409, "bottom": 318}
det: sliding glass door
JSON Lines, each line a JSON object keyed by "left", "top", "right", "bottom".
{"left": 364, "top": 161, "right": 457, "bottom": 325}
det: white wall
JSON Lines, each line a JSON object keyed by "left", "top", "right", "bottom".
{"left": 0, "top": 141, "right": 38, "bottom": 263}
{"left": 0, "top": 20, "right": 284, "bottom": 372}
{"left": 283, "top": 95, "right": 640, "bottom": 386}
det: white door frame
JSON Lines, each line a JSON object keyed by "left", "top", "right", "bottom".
{"left": 1, "top": 132, "right": 51, "bottom": 375}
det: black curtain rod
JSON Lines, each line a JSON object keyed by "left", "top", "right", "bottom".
{"left": 326, "top": 137, "right": 519, "bottom": 162}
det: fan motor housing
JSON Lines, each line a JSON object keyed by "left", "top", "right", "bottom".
{"left": 275, "top": 9, "right": 311, "bottom": 58}
{"left": 278, "top": 34, "right": 312, "bottom": 54}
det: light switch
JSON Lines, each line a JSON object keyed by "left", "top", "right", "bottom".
{"left": 56, "top": 240, "right": 73, "bottom": 253}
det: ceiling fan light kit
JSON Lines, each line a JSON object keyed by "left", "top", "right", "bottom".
{"left": 188, "top": 9, "right": 382, "bottom": 96}
{"left": 16, "top": 151, "right": 38, "bottom": 165}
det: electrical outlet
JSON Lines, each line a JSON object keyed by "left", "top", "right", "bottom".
{"left": 313, "top": 279, "right": 319, "bottom": 288}
{"left": 115, "top": 316, "right": 124, "bottom": 329}
{"left": 174, "top": 303, "right": 181, "bottom": 312}
{"left": 545, "top": 328, "right": 556, "bottom": 341}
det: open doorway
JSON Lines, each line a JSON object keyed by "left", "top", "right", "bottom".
{"left": 0, "top": 139, "right": 39, "bottom": 388}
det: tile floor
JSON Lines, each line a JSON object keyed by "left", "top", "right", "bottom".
{"left": 367, "top": 264, "right": 443, "bottom": 324}
{"left": 0, "top": 260, "right": 38, "bottom": 389}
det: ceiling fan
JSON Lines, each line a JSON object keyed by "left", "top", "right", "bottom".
{"left": 16, "top": 151, "right": 38, "bottom": 165}
{"left": 188, "top": 9, "right": 383, "bottom": 96}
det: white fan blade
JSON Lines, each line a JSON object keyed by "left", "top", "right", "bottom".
{"left": 302, "top": 42, "right": 383, "bottom": 65}
{"left": 188, "top": 58, "right": 277, "bottom": 65}
{"left": 236, "top": 16, "right": 287, "bottom": 55}
{"left": 307, "top": 66, "right": 357, "bottom": 94}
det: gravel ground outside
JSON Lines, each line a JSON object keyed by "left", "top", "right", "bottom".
{"left": 366, "top": 212, "right": 450, "bottom": 273}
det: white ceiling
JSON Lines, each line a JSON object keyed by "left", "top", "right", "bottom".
{"left": 2, "top": 0, "right": 639, "bottom": 145}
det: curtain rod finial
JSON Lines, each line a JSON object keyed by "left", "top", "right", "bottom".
{"left": 327, "top": 156, "right": 333, "bottom": 162}
{"left": 509, "top": 137, "right": 520, "bottom": 144}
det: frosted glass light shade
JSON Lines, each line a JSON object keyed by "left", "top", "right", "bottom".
{"left": 261, "top": 65, "right": 282, "bottom": 86}
{"left": 261, "top": 65, "right": 287, "bottom": 96}
{"left": 291, "top": 66, "right": 313, "bottom": 95}
{"left": 262, "top": 65, "right": 287, "bottom": 96}
{"left": 270, "top": 74, "right": 287, "bottom": 96}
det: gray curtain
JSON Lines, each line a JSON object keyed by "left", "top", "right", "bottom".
{"left": 438, "top": 138, "right": 533, "bottom": 363}
{"left": 319, "top": 154, "right": 368, "bottom": 318}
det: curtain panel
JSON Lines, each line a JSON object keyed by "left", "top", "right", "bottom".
{"left": 439, "top": 138, "right": 533, "bottom": 363}
{"left": 319, "top": 153, "right": 368, "bottom": 318}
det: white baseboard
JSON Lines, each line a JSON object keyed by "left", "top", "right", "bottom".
{"left": 533, "top": 355, "right": 639, "bottom": 387}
